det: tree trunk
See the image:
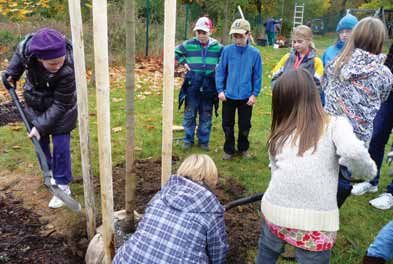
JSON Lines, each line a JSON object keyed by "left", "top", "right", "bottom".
{"left": 222, "top": 0, "right": 230, "bottom": 44}
{"left": 340, "top": 0, "right": 348, "bottom": 14}
{"left": 124, "top": 0, "right": 136, "bottom": 233}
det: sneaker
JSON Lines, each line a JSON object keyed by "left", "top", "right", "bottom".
{"left": 222, "top": 153, "right": 233, "bottom": 160}
{"left": 241, "top": 151, "right": 251, "bottom": 159}
{"left": 369, "top": 193, "right": 393, "bottom": 210}
{"left": 351, "top": 182, "right": 378, "bottom": 196}
{"left": 199, "top": 144, "right": 209, "bottom": 151}
{"left": 183, "top": 142, "right": 192, "bottom": 151}
{"left": 48, "top": 185, "right": 71, "bottom": 209}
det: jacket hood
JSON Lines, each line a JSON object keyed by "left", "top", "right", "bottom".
{"left": 192, "top": 37, "right": 220, "bottom": 48}
{"left": 339, "top": 48, "right": 386, "bottom": 80}
{"left": 291, "top": 48, "right": 317, "bottom": 61}
{"left": 161, "top": 175, "right": 224, "bottom": 214}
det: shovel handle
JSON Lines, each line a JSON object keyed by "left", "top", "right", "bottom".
{"left": 224, "top": 192, "right": 264, "bottom": 211}
{"left": 3, "top": 77, "right": 51, "bottom": 177}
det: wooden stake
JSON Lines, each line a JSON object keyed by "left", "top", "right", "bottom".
{"left": 92, "top": 0, "right": 115, "bottom": 262}
{"left": 124, "top": 0, "right": 136, "bottom": 231}
{"left": 161, "top": 0, "right": 177, "bottom": 187}
{"left": 67, "top": 0, "right": 96, "bottom": 241}
{"left": 237, "top": 5, "right": 255, "bottom": 44}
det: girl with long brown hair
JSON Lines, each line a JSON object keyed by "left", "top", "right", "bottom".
{"left": 256, "top": 69, "right": 376, "bottom": 264}
{"left": 323, "top": 17, "right": 393, "bottom": 207}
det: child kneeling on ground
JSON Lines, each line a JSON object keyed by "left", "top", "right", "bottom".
{"left": 256, "top": 69, "right": 377, "bottom": 264}
{"left": 113, "top": 154, "right": 228, "bottom": 264}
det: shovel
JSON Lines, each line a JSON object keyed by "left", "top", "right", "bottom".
{"left": 2, "top": 76, "right": 81, "bottom": 212}
{"left": 224, "top": 192, "right": 264, "bottom": 211}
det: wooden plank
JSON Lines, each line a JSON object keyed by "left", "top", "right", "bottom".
{"left": 67, "top": 0, "right": 96, "bottom": 241}
{"left": 92, "top": 0, "right": 115, "bottom": 263}
{"left": 161, "top": 0, "right": 177, "bottom": 187}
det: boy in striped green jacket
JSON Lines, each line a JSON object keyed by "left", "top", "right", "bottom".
{"left": 175, "top": 17, "right": 223, "bottom": 151}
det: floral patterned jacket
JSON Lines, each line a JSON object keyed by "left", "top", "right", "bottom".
{"left": 323, "top": 48, "right": 393, "bottom": 145}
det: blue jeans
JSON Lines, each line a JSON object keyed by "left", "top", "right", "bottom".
{"left": 368, "top": 93, "right": 393, "bottom": 194}
{"left": 337, "top": 166, "right": 353, "bottom": 208}
{"left": 182, "top": 71, "right": 215, "bottom": 146}
{"left": 256, "top": 221, "right": 331, "bottom": 264}
{"left": 39, "top": 133, "right": 73, "bottom": 185}
{"left": 183, "top": 95, "right": 213, "bottom": 145}
{"left": 367, "top": 221, "right": 393, "bottom": 261}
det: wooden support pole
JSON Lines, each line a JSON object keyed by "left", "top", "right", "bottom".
{"left": 92, "top": 0, "right": 115, "bottom": 263}
{"left": 237, "top": 5, "right": 255, "bottom": 44}
{"left": 124, "top": 0, "right": 136, "bottom": 230}
{"left": 161, "top": 0, "right": 177, "bottom": 187}
{"left": 67, "top": 0, "right": 96, "bottom": 241}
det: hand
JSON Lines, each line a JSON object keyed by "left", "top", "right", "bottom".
{"left": 1, "top": 72, "right": 14, "bottom": 90}
{"left": 218, "top": 92, "right": 226, "bottom": 101}
{"left": 247, "top": 95, "right": 256, "bottom": 106}
{"left": 28, "top": 127, "right": 41, "bottom": 141}
{"left": 184, "top": 63, "right": 191, "bottom": 71}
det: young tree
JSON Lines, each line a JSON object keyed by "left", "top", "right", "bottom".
{"left": 124, "top": 0, "right": 137, "bottom": 232}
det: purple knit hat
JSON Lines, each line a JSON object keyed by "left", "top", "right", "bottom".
{"left": 29, "top": 28, "right": 66, "bottom": 60}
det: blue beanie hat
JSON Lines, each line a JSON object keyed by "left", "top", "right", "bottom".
{"left": 336, "top": 13, "right": 358, "bottom": 32}
{"left": 29, "top": 28, "right": 66, "bottom": 60}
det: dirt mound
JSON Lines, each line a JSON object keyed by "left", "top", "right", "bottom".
{"left": 0, "top": 192, "right": 83, "bottom": 264}
{"left": 0, "top": 158, "right": 261, "bottom": 263}
{"left": 0, "top": 102, "right": 22, "bottom": 127}
{"left": 108, "top": 158, "right": 261, "bottom": 263}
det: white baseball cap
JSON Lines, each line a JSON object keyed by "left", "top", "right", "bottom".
{"left": 193, "top": 17, "right": 212, "bottom": 33}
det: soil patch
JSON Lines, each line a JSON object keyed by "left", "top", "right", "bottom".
{"left": 0, "top": 158, "right": 261, "bottom": 263}
{"left": 0, "top": 102, "right": 22, "bottom": 126}
{"left": 0, "top": 192, "right": 83, "bottom": 264}
{"left": 108, "top": 158, "right": 261, "bottom": 263}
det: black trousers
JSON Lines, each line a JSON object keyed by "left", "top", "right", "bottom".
{"left": 222, "top": 98, "right": 253, "bottom": 155}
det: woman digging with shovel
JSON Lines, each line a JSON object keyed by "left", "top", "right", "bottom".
{"left": 2, "top": 28, "right": 77, "bottom": 209}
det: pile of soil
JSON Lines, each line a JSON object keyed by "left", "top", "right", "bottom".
{"left": 0, "top": 158, "right": 261, "bottom": 263}
{"left": 109, "top": 158, "right": 262, "bottom": 263}
{"left": 0, "top": 102, "right": 22, "bottom": 126}
{"left": 0, "top": 192, "right": 83, "bottom": 263}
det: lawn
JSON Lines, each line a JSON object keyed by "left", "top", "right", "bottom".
{"left": 0, "top": 34, "right": 393, "bottom": 263}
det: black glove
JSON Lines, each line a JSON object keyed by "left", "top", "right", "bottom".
{"left": 1, "top": 72, "right": 14, "bottom": 90}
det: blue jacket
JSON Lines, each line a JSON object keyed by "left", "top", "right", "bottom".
{"left": 322, "top": 40, "right": 345, "bottom": 67}
{"left": 113, "top": 175, "right": 228, "bottom": 264}
{"left": 215, "top": 44, "right": 262, "bottom": 100}
{"left": 264, "top": 18, "right": 281, "bottom": 33}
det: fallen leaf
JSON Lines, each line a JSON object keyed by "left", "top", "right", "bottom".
{"left": 10, "top": 125, "right": 22, "bottom": 131}
{"left": 112, "top": 98, "right": 123, "bottom": 103}
{"left": 112, "top": 127, "right": 122, "bottom": 133}
{"left": 172, "top": 125, "right": 184, "bottom": 131}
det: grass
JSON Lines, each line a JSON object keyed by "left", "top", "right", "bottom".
{"left": 1, "top": 34, "right": 393, "bottom": 263}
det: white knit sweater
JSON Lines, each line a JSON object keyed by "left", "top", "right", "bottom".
{"left": 261, "top": 116, "right": 377, "bottom": 232}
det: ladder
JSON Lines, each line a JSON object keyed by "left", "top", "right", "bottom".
{"left": 293, "top": 3, "right": 304, "bottom": 29}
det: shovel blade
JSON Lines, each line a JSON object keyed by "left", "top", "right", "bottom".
{"left": 45, "top": 182, "right": 82, "bottom": 212}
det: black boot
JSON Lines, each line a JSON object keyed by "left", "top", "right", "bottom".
{"left": 363, "top": 255, "right": 386, "bottom": 264}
